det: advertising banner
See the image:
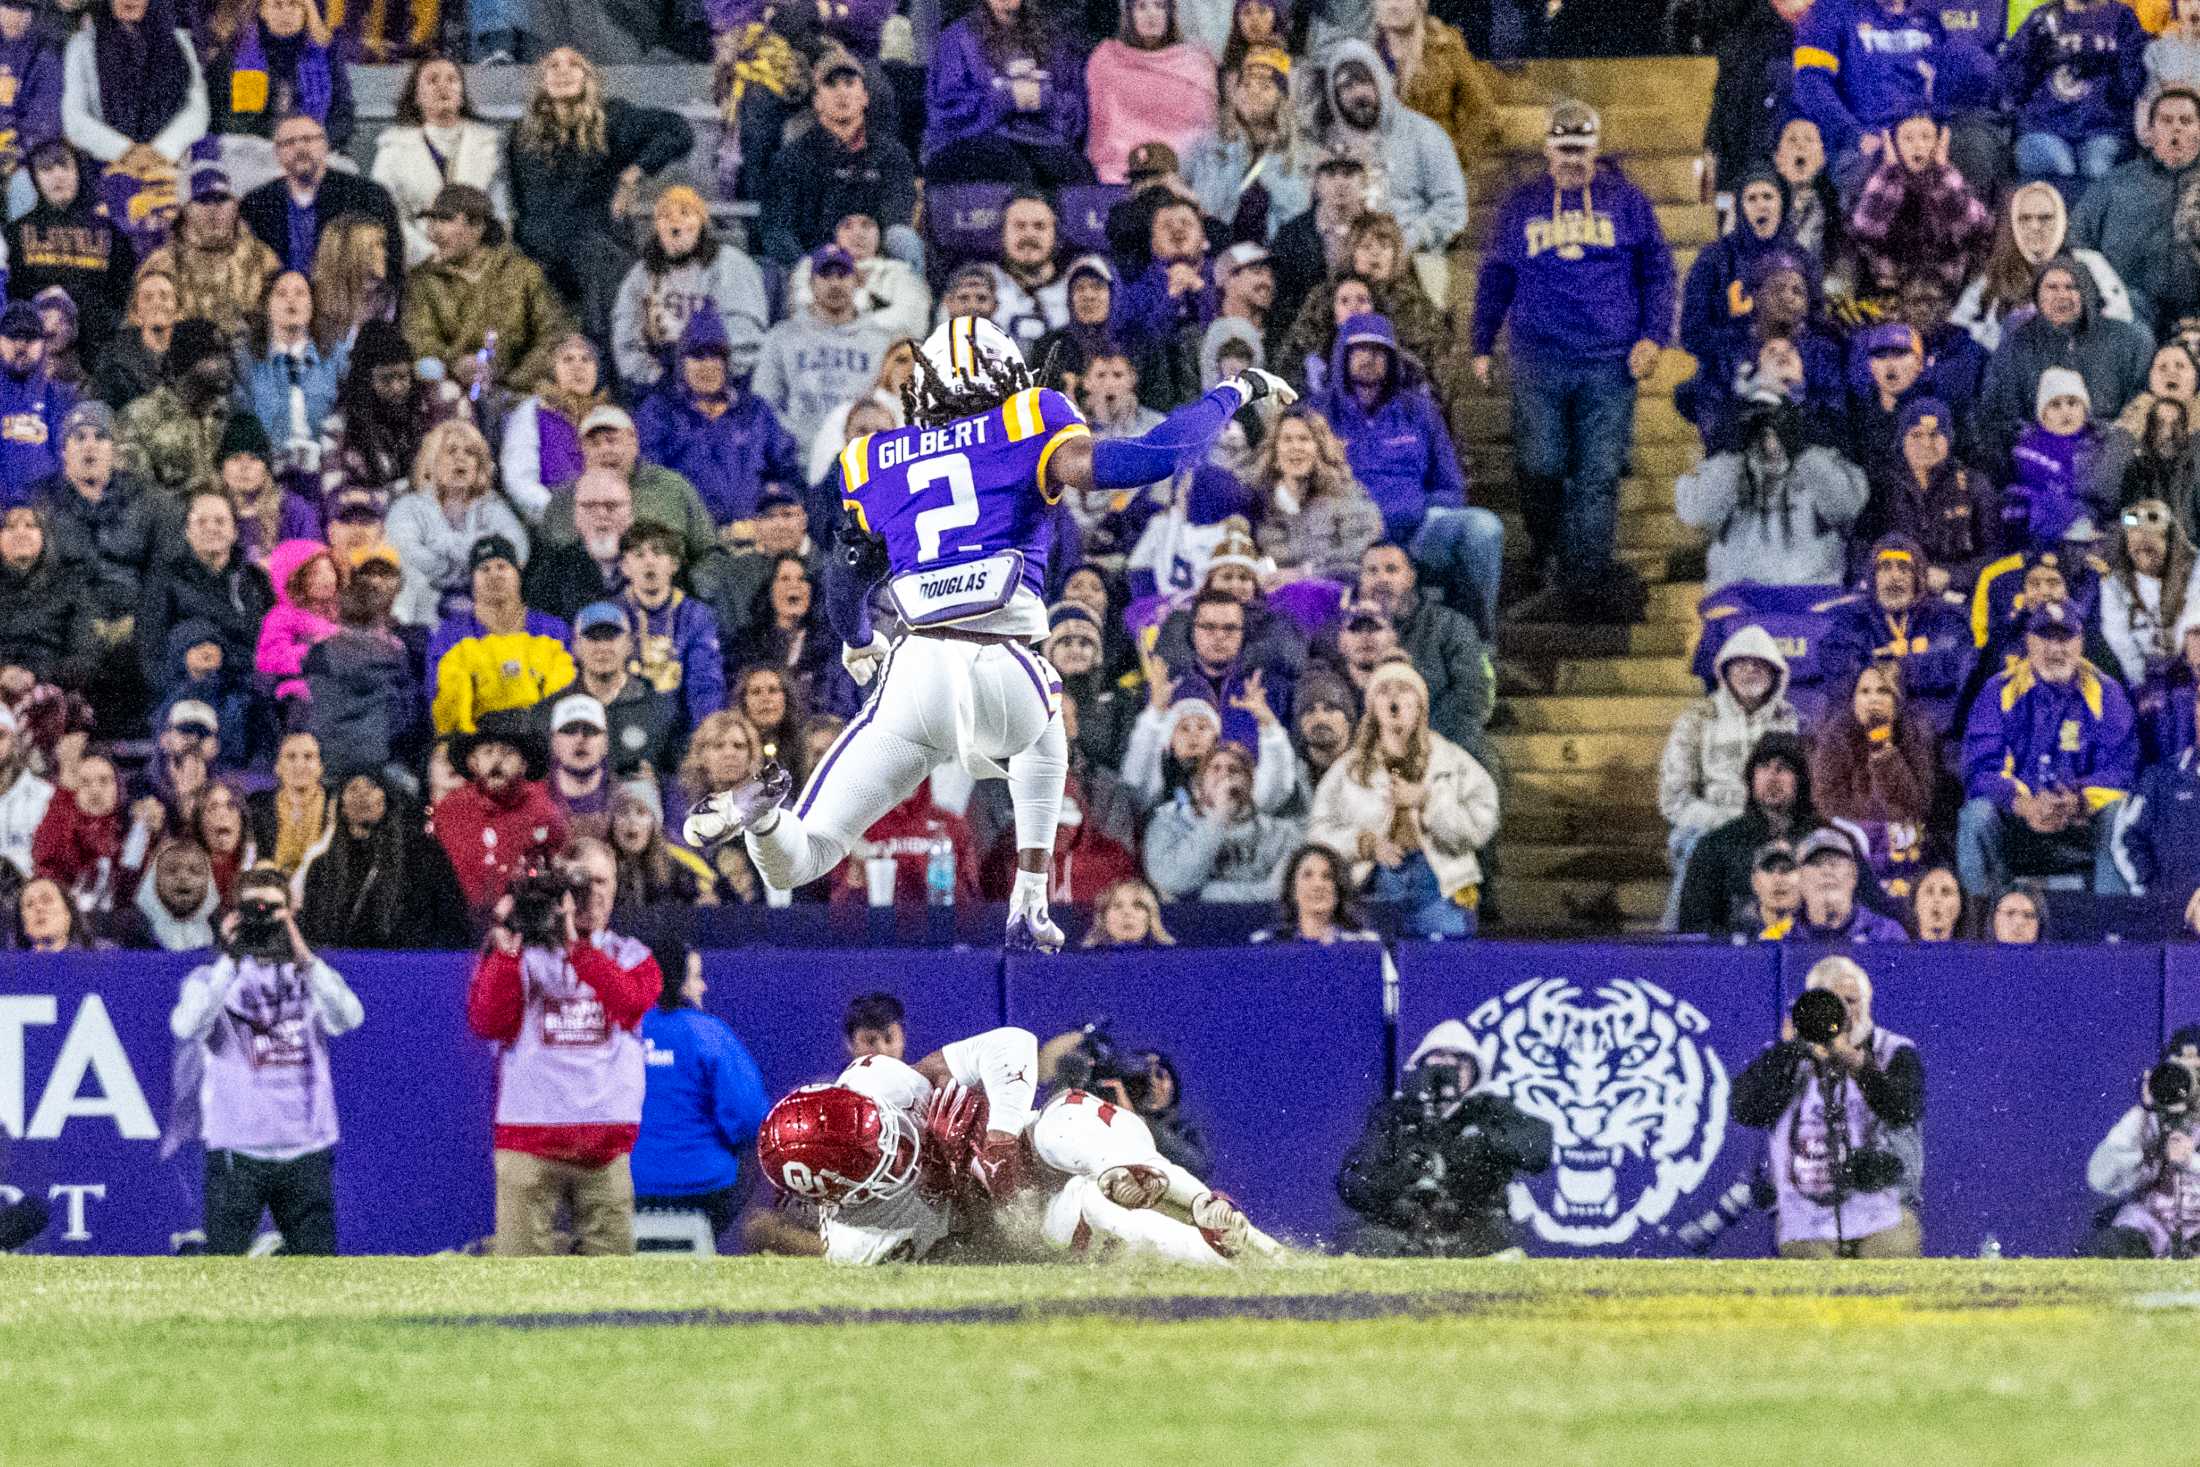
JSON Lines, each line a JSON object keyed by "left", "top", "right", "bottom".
{"left": 1396, "top": 942, "right": 1784, "bottom": 1257}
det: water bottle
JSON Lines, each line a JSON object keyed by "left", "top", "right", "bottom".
{"left": 925, "top": 833, "right": 956, "bottom": 907}
{"left": 1978, "top": 1234, "right": 2003, "bottom": 1261}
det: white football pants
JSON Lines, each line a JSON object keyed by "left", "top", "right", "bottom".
{"left": 746, "top": 634, "right": 1066, "bottom": 891}
{"left": 1031, "top": 1091, "right": 1233, "bottom": 1268}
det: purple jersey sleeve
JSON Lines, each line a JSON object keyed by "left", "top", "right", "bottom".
{"left": 839, "top": 388, "right": 1087, "bottom": 601}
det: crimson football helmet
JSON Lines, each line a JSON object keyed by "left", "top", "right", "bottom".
{"left": 758, "top": 1084, "right": 922, "bottom": 1209}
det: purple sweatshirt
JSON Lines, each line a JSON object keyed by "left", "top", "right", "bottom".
{"left": 921, "top": 18, "right": 1087, "bottom": 161}
{"left": 1470, "top": 161, "right": 1676, "bottom": 367}
{"left": 1998, "top": 0, "right": 2147, "bottom": 142}
{"left": 0, "top": 32, "right": 63, "bottom": 160}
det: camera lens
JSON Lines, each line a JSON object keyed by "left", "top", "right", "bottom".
{"left": 1791, "top": 989, "right": 1847, "bottom": 1046}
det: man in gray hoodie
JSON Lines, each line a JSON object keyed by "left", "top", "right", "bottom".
{"left": 1976, "top": 254, "right": 2155, "bottom": 471}
{"left": 1307, "top": 40, "right": 1469, "bottom": 254}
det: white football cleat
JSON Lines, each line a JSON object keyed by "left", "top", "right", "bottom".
{"left": 682, "top": 762, "right": 792, "bottom": 851}
{"left": 1098, "top": 1164, "right": 1170, "bottom": 1211}
{"left": 1191, "top": 1190, "right": 1252, "bottom": 1260}
{"left": 1005, "top": 892, "right": 1065, "bottom": 953}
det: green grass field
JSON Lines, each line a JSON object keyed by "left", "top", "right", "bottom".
{"left": 7, "top": 1256, "right": 2200, "bottom": 1465}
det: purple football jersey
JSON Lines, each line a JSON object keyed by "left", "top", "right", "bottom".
{"left": 838, "top": 388, "right": 1087, "bottom": 620}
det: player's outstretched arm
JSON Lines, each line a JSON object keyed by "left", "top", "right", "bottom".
{"left": 1047, "top": 370, "right": 1296, "bottom": 499}
{"left": 824, "top": 506, "right": 891, "bottom": 684}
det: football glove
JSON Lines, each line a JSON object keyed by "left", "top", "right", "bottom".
{"left": 1231, "top": 367, "right": 1297, "bottom": 408}
{"left": 841, "top": 630, "right": 890, "bottom": 687}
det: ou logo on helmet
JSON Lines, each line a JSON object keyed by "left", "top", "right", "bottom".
{"left": 1463, "top": 977, "right": 1729, "bottom": 1246}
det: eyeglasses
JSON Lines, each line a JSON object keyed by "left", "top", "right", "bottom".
{"left": 2125, "top": 505, "right": 2174, "bottom": 530}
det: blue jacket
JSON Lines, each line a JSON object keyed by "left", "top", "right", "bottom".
{"left": 1470, "top": 161, "right": 1676, "bottom": 367}
{"left": 1113, "top": 258, "right": 1215, "bottom": 359}
{"left": 237, "top": 341, "right": 349, "bottom": 454}
{"left": 1998, "top": 0, "right": 2147, "bottom": 142}
{"left": 1781, "top": 903, "right": 1912, "bottom": 941}
{"left": 1306, "top": 313, "right": 1469, "bottom": 542}
{"left": 1794, "top": 0, "right": 1948, "bottom": 156}
{"left": 1677, "top": 220, "right": 1803, "bottom": 363}
{"left": 1962, "top": 655, "right": 2137, "bottom": 812}
{"left": 2117, "top": 744, "right": 2200, "bottom": 896}
{"left": 0, "top": 365, "right": 73, "bottom": 490}
{"left": 630, "top": 1006, "right": 768, "bottom": 1198}
{"left": 1925, "top": 0, "right": 2008, "bottom": 52}
{"left": 634, "top": 385, "right": 804, "bottom": 526}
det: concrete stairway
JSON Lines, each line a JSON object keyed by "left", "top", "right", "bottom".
{"left": 1450, "top": 57, "right": 1719, "bottom": 936}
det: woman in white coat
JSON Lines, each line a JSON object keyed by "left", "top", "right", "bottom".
{"left": 384, "top": 419, "right": 530, "bottom": 626}
{"left": 370, "top": 57, "right": 509, "bottom": 269}
{"left": 1307, "top": 657, "right": 1498, "bottom": 937}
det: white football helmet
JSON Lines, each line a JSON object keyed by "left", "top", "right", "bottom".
{"left": 921, "top": 314, "right": 1026, "bottom": 397}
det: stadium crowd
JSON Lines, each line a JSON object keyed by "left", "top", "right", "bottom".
{"left": 0, "top": 0, "right": 1538, "bottom": 951}
{"left": 11, "top": 0, "right": 2200, "bottom": 953}
{"left": 1665, "top": 0, "right": 2200, "bottom": 942}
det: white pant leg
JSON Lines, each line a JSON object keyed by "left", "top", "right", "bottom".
{"left": 746, "top": 638, "right": 958, "bottom": 889}
{"left": 1030, "top": 1092, "right": 1211, "bottom": 1205}
{"left": 1040, "top": 1175, "right": 1229, "bottom": 1268}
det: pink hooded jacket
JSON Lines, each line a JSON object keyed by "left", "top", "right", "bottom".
{"left": 255, "top": 539, "right": 343, "bottom": 701}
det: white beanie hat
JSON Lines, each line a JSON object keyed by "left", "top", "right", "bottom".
{"left": 2036, "top": 366, "right": 2091, "bottom": 420}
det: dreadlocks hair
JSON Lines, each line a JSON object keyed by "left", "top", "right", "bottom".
{"left": 901, "top": 336, "right": 1046, "bottom": 429}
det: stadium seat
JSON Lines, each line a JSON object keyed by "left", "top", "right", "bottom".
{"left": 1056, "top": 184, "right": 1128, "bottom": 255}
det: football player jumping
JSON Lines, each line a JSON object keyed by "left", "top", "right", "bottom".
{"left": 757, "top": 1024, "right": 1279, "bottom": 1267}
{"left": 685, "top": 317, "right": 1293, "bottom": 953}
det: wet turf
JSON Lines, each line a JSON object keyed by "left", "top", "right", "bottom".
{"left": 6, "top": 1256, "right": 2198, "bottom": 1465}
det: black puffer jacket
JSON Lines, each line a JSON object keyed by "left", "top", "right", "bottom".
{"left": 136, "top": 548, "right": 275, "bottom": 695}
{"left": 0, "top": 516, "right": 95, "bottom": 684}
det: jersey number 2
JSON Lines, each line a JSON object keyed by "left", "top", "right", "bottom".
{"left": 907, "top": 453, "right": 980, "bottom": 563}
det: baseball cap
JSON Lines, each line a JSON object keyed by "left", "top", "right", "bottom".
{"left": 550, "top": 693, "right": 608, "bottom": 733}
{"left": 756, "top": 487, "right": 802, "bottom": 514}
{"left": 468, "top": 534, "right": 520, "bottom": 573}
{"left": 1218, "top": 241, "right": 1272, "bottom": 278}
{"left": 810, "top": 244, "right": 857, "bottom": 276}
{"left": 1241, "top": 46, "right": 1291, "bottom": 81}
{"left": 1340, "top": 598, "right": 1390, "bottom": 632}
{"left": 574, "top": 602, "right": 628, "bottom": 637}
{"left": 61, "top": 401, "right": 114, "bottom": 440}
{"left": 944, "top": 262, "right": 995, "bottom": 295}
{"left": 2023, "top": 598, "right": 2085, "bottom": 639}
{"left": 166, "top": 699, "right": 220, "bottom": 735}
{"left": 1547, "top": 99, "right": 1601, "bottom": 149}
{"left": 188, "top": 161, "right": 234, "bottom": 203}
{"left": 329, "top": 485, "right": 389, "bottom": 523}
{"left": 1861, "top": 322, "right": 1922, "bottom": 357}
{"left": 0, "top": 302, "right": 42, "bottom": 340}
{"left": 1752, "top": 839, "right": 1798, "bottom": 873}
{"left": 1314, "top": 150, "right": 1366, "bottom": 175}
{"left": 812, "top": 45, "right": 863, "bottom": 86}
{"left": 1795, "top": 827, "right": 1859, "bottom": 865}
{"left": 348, "top": 542, "right": 400, "bottom": 572}
{"left": 579, "top": 404, "right": 635, "bottom": 437}
{"left": 1126, "top": 141, "right": 1179, "bottom": 181}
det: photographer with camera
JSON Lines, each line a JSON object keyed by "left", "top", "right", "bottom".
{"left": 466, "top": 837, "right": 661, "bottom": 1256}
{"left": 169, "top": 864, "right": 364, "bottom": 1255}
{"left": 2086, "top": 1026, "right": 2200, "bottom": 1258}
{"left": 1336, "top": 1020, "right": 1553, "bottom": 1258}
{"left": 1733, "top": 956, "right": 1924, "bottom": 1258}
{"left": 1040, "top": 1025, "right": 1212, "bottom": 1176}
